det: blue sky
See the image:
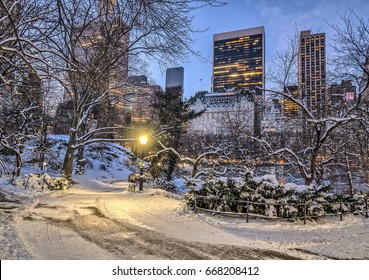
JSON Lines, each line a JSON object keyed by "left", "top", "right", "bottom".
{"left": 149, "top": 0, "right": 369, "bottom": 99}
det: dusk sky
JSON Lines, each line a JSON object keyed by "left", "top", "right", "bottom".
{"left": 149, "top": 0, "right": 369, "bottom": 99}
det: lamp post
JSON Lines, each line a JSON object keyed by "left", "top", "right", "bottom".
{"left": 42, "top": 161, "right": 47, "bottom": 190}
{"left": 278, "top": 159, "right": 285, "bottom": 185}
{"left": 138, "top": 135, "right": 148, "bottom": 191}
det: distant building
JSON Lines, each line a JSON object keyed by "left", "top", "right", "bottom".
{"left": 165, "top": 67, "right": 184, "bottom": 99}
{"left": 212, "top": 26, "right": 265, "bottom": 94}
{"left": 327, "top": 80, "right": 356, "bottom": 114}
{"left": 128, "top": 75, "right": 148, "bottom": 86}
{"left": 212, "top": 26, "right": 265, "bottom": 135}
{"left": 298, "top": 30, "right": 326, "bottom": 117}
{"left": 187, "top": 91, "right": 254, "bottom": 136}
{"left": 262, "top": 97, "right": 284, "bottom": 133}
{"left": 283, "top": 85, "right": 299, "bottom": 117}
{"left": 62, "top": 0, "right": 129, "bottom": 129}
{"left": 0, "top": 69, "right": 43, "bottom": 135}
{"left": 125, "top": 76, "right": 162, "bottom": 124}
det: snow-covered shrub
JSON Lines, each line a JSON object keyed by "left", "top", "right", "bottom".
{"left": 310, "top": 204, "right": 325, "bottom": 217}
{"left": 265, "top": 204, "right": 277, "bottom": 217}
{"left": 12, "top": 176, "right": 24, "bottom": 187}
{"left": 130, "top": 172, "right": 181, "bottom": 193}
{"left": 185, "top": 169, "right": 369, "bottom": 221}
{"left": 150, "top": 177, "right": 179, "bottom": 193}
{"left": 281, "top": 204, "right": 299, "bottom": 219}
{"left": 43, "top": 175, "right": 69, "bottom": 190}
{"left": 22, "top": 173, "right": 69, "bottom": 190}
{"left": 128, "top": 172, "right": 153, "bottom": 183}
{"left": 186, "top": 173, "right": 256, "bottom": 213}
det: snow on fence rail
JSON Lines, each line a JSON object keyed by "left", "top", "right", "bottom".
{"left": 193, "top": 195, "right": 369, "bottom": 224}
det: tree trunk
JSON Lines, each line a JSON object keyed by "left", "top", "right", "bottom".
{"left": 62, "top": 128, "right": 78, "bottom": 179}
{"left": 304, "top": 176, "right": 313, "bottom": 187}
{"left": 39, "top": 119, "right": 48, "bottom": 169}
{"left": 364, "top": 153, "right": 369, "bottom": 185}
{"left": 166, "top": 153, "right": 177, "bottom": 181}
{"left": 191, "top": 163, "right": 198, "bottom": 179}
{"left": 365, "top": 168, "right": 369, "bottom": 186}
{"left": 15, "top": 152, "right": 22, "bottom": 177}
{"left": 62, "top": 101, "right": 82, "bottom": 179}
{"left": 345, "top": 153, "right": 354, "bottom": 197}
{"left": 76, "top": 146, "right": 86, "bottom": 175}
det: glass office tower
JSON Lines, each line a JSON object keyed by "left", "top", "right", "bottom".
{"left": 212, "top": 26, "right": 265, "bottom": 95}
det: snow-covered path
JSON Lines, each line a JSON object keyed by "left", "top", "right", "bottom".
{"left": 1, "top": 179, "right": 369, "bottom": 260}
{"left": 11, "top": 182, "right": 296, "bottom": 260}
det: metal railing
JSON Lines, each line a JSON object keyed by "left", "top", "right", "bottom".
{"left": 194, "top": 195, "right": 369, "bottom": 224}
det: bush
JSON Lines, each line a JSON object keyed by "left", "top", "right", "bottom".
{"left": 22, "top": 174, "right": 70, "bottom": 190}
{"left": 185, "top": 171, "right": 368, "bottom": 220}
{"left": 148, "top": 177, "right": 180, "bottom": 193}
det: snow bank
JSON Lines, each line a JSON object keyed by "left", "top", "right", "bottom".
{"left": 20, "top": 135, "right": 138, "bottom": 181}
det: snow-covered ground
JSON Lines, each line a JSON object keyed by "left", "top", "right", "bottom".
{"left": 1, "top": 136, "right": 368, "bottom": 260}
{"left": 1, "top": 172, "right": 369, "bottom": 260}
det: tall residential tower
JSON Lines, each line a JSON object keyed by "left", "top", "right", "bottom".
{"left": 298, "top": 30, "right": 326, "bottom": 117}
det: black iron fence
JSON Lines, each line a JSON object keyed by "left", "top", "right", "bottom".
{"left": 194, "top": 195, "right": 369, "bottom": 224}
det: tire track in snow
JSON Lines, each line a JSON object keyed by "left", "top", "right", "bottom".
{"left": 16, "top": 189, "right": 300, "bottom": 260}
{"left": 0, "top": 212, "right": 33, "bottom": 259}
{"left": 17, "top": 193, "right": 115, "bottom": 259}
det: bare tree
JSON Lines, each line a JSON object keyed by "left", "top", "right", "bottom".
{"left": 33, "top": 0, "right": 225, "bottom": 179}
{"left": 257, "top": 13, "right": 369, "bottom": 189}
{"left": 0, "top": 0, "right": 51, "bottom": 176}
{"left": 147, "top": 136, "right": 229, "bottom": 180}
{"left": 329, "top": 10, "right": 369, "bottom": 189}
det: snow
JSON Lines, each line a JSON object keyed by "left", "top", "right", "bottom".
{"left": 1, "top": 170, "right": 369, "bottom": 260}
{"left": 1, "top": 137, "right": 369, "bottom": 260}
{"left": 25, "top": 135, "right": 138, "bottom": 182}
{"left": 254, "top": 174, "right": 279, "bottom": 186}
{"left": 48, "top": 134, "right": 70, "bottom": 141}
{"left": 284, "top": 182, "right": 311, "bottom": 192}
{"left": 172, "top": 177, "right": 187, "bottom": 193}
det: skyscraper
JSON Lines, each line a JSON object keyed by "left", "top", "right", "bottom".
{"left": 298, "top": 30, "right": 326, "bottom": 117}
{"left": 212, "top": 26, "right": 265, "bottom": 95}
{"left": 283, "top": 85, "right": 299, "bottom": 117}
{"left": 166, "top": 67, "right": 184, "bottom": 90}
{"left": 165, "top": 67, "right": 184, "bottom": 99}
{"left": 212, "top": 26, "right": 265, "bottom": 136}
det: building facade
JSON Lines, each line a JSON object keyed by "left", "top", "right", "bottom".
{"left": 187, "top": 91, "right": 254, "bottom": 136}
{"left": 166, "top": 67, "right": 184, "bottom": 91}
{"left": 165, "top": 67, "right": 184, "bottom": 99}
{"left": 283, "top": 85, "right": 299, "bottom": 117}
{"left": 298, "top": 30, "right": 326, "bottom": 117}
{"left": 125, "top": 75, "right": 162, "bottom": 124}
{"left": 212, "top": 26, "right": 265, "bottom": 95}
{"left": 212, "top": 26, "right": 265, "bottom": 136}
{"left": 327, "top": 80, "right": 356, "bottom": 114}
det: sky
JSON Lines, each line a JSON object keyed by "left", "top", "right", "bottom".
{"left": 149, "top": 0, "right": 369, "bottom": 99}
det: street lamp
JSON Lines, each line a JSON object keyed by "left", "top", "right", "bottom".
{"left": 138, "top": 135, "right": 148, "bottom": 191}
{"left": 278, "top": 159, "right": 285, "bottom": 185}
{"left": 42, "top": 161, "right": 47, "bottom": 190}
{"left": 139, "top": 135, "right": 148, "bottom": 146}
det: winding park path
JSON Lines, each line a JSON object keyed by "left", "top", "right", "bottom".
{"left": 1, "top": 181, "right": 369, "bottom": 260}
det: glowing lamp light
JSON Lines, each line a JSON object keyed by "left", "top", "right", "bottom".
{"left": 139, "top": 135, "right": 148, "bottom": 145}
